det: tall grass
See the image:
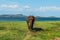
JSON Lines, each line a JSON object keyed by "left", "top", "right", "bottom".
{"left": 0, "top": 21, "right": 60, "bottom": 40}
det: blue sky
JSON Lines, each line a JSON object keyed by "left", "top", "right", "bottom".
{"left": 0, "top": 0, "right": 60, "bottom": 17}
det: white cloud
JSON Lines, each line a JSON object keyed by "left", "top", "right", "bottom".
{"left": 0, "top": 5, "right": 60, "bottom": 12}
{"left": 19, "top": 6, "right": 60, "bottom": 12}
{"left": 23, "top": 5, "right": 30, "bottom": 9}
{"left": 38, "top": 6, "right": 60, "bottom": 12}
{"left": 0, "top": 4, "right": 31, "bottom": 11}
{"left": 18, "top": 5, "right": 30, "bottom": 11}
{"left": 0, "top": 4, "right": 19, "bottom": 9}
{"left": 18, "top": 6, "right": 60, "bottom": 12}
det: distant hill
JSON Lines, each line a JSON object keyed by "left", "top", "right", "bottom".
{"left": 0, "top": 14, "right": 60, "bottom": 21}
{"left": 0, "top": 14, "right": 59, "bottom": 18}
{"left": 0, "top": 14, "right": 26, "bottom": 18}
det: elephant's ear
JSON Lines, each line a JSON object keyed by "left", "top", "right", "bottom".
{"left": 26, "top": 16, "right": 29, "bottom": 22}
{"left": 33, "top": 16, "right": 35, "bottom": 21}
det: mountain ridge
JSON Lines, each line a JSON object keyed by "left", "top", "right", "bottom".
{"left": 0, "top": 14, "right": 60, "bottom": 18}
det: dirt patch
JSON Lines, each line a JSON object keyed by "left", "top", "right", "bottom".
{"left": 52, "top": 37, "right": 60, "bottom": 40}
{"left": 23, "top": 32, "right": 31, "bottom": 40}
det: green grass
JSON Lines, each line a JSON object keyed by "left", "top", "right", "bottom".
{"left": 0, "top": 21, "right": 60, "bottom": 40}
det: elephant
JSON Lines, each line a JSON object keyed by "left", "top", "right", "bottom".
{"left": 26, "top": 16, "right": 35, "bottom": 31}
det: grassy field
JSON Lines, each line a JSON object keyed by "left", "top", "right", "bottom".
{"left": 0, "top": 21, "right": 60, "bottom": 40}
